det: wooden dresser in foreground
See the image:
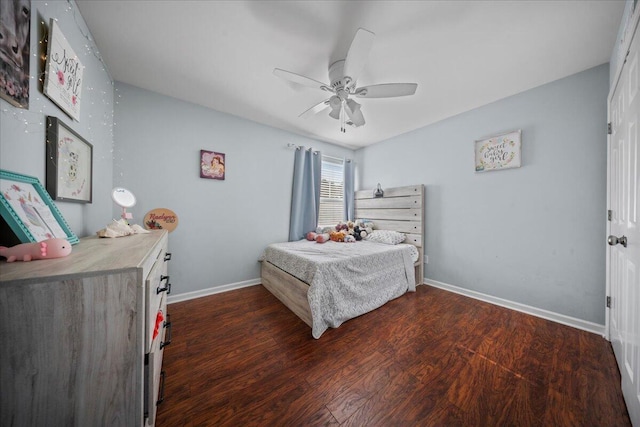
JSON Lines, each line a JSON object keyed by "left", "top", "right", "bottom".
{"left": 0, "top": 230, "right": 172, "bottom": 427}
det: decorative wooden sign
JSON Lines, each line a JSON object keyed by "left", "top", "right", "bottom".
{"left": 144, "top": 208, "right": 179, "bottom": 232}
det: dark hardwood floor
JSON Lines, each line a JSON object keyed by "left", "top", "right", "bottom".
{"left": 156, "top": 285, "right": 630, "bottom": 426}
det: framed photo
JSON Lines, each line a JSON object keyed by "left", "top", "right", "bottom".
{"left": 0, "top": 169, "right": 78, "bottom": 244}
{"left": 46, "top": 116, "right": 93, "bottom": 203}
{"left": 200, "top": 150, "right": 225, "bottom": 180}
{"left": 43, "top": 19, "right": 84, "bottom": 121}
{"left": 0, "top": 0, "right": 31, "bottom": 108}
{"left": 475, "top": 130, "right": 522, "bottom": 172}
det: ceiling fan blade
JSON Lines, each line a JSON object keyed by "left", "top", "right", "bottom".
{"left": 345, "top": 99, "right": 365, "bottom": 127}
{"left": 273, "top": 68, "right": 330, "bottom": 91}
{"left": 343, "top": 28, "right": 375, "bottom": 84}
{"left": 299, "top": 99, "right": 330, "bottom": 118}
{"left": 354, "top": 83, "right": 418, "bottom": 98}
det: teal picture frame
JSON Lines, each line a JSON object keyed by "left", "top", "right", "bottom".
{"left": 0, "top": 170, "right": 79, "bottom": 245}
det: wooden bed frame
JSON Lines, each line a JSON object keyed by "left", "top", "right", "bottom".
{"left": 261, "top": 184, "right": 424, "bottom": 329}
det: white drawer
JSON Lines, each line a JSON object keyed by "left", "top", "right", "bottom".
{"left": 145, "top": 293, "right": 170, "bottom": 426}
{"left": 145, "top": 242, "right": 170, "bottom": 352}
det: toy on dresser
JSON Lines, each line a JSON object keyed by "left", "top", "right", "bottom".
{"left": 0, "top": 238, "right": 72, "bottom": 262}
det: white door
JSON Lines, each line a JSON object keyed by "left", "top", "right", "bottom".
{"left": 608, "top": 13, "right": 640, "bottom": 426}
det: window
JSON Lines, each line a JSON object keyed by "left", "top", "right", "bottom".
{"left": 318, "top": 156, "right": 344, "bottom": 227}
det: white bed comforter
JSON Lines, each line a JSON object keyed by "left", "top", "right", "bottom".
{"left": 263, "top": 240, "right": 416, "bottom": 338}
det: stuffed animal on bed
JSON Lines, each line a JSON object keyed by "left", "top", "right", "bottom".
{"left": 315, "top": 233, "right": 330, "bottom": 243}
{"left": 306, "top": 231, "right": 317, "bottom": 241}
{"left": 350, "top": 220, "right": 374, "bottom": 241}
{"left": 0, "top": 238, "right": 72, "bottom": 262}
{"left": 329, "top": 230, "right": 346, "bottom": 242}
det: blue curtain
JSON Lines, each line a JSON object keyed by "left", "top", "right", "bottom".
{"left": 289, "top": 148, "right": 321, "bottom": 241}
{"left": 344, "top": 159, "right": 355, "bottom": 221}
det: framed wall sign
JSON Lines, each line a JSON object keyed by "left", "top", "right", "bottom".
{"left": 46, "top": 116, "right": 93, "bottom": 203}
{"left": 43, "top": 19, "right": 84, "bottom": 121}
{"left": 474, "top": 129, "right": 522, "bottom": 172}
{"left": 0, "top": 0, "right": 31, "bottom": 109}
{"left": 200, "top": 150, "right": 225, "bottom": 180}
{"left": 0, "top": 170, "right": 78, "bottom": 244}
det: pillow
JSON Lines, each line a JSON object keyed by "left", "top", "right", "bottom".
{"left": 365, "top": 230, "right": 406, "bottom": 245}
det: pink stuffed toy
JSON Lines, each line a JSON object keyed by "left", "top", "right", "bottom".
{"left": 315, "top": 233, "right": 330, "bottom": 243}
{"left": 0, "top": 238, "right": 72, "bottom": 262}
{"left": 306, "top": 231, "right": 317, "bottom": 241}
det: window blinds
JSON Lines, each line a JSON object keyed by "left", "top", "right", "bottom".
{"left": 318, "top": 156, "right": 344, "bottom": 227}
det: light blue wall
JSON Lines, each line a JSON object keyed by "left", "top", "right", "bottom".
{"left": 0, "top": 1, "right": 612, "bottom": 326}
{"left": 113, "top": 82, "right": 354, "bottom": 295}
{"left": 0, "top": 1, "right": 114, "bottom": 238}
{"left": 356, "top": 64, "right": 609, "bottom": 325}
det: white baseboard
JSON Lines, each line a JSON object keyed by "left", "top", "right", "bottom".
{"left": 167, "top": 278, "right": 261, "bottom": 304}
{"left": 423, "top": 278, "right": 606, "bottom": 337}
{"left": 168, "top": 276, "right": 606, "bottom": 337}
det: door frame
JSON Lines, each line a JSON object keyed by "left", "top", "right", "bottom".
{"left": 606, "top": 5, "right": 640, "bottom": 341}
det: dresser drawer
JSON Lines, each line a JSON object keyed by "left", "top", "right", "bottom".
{"left": 145, "top": 294, "right": 170, "bottom": 426}
{"left": 145, "top": 239, "right": 170, "bottom": 352}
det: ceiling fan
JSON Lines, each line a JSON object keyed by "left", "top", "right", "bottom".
{"left": 274, "top": 28, "right": 418, "bottom": 133}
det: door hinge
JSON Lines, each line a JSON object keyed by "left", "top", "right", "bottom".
{"left": 608, "top": 210, "right": 612, "bottom": 221}
{"left": 606, "top": 296, "right": 611, "bottom": 308}
{"left": 608, "top": 122, "right": 612, "bottom": 135}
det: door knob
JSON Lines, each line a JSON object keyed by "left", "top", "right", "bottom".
{"left": 608, "top": 235, "right": 627, "bottom": 247}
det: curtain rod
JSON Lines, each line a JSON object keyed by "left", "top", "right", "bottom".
{"left": 286, "top": 144, "right": 352, "bottom": 162}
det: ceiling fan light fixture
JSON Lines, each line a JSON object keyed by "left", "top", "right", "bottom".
{"left": 274, "top": 27, "right": 417, "bottom": 134}
{"left": 346, "top": 99, "right": 361, "bottom": 113}
{"left": 329, "top": 95, "right": 342, "bottom": 110}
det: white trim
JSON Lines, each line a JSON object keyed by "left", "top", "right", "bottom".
{"left": 423, "top": 278, "right": 606, "bottom": 337}
{"left": 609, "top": 4, "right": 640, "bottom": 106}
{"left": 167, "top": 278, "right": 261, "bottom": 304}
{"left": 168, "top": 276, "right": 606, "bottom": 336}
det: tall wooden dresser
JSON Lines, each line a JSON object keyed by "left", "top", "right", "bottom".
{"left": 0, "top": 230, "right": 172, "bottom": 426}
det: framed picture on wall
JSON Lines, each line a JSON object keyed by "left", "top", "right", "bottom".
{"left": 200, "top": 150, "right": 225, "bottom": 180}
{"left": 474, "top": 130, "right": 522, "bottom": 172}
{"left": 43, "top": 19, "right": 84, "bottom": 121}
{"left": 0, "top": 0, "right": 31, "bottom": 109}
{"left": 46, "top": 116, "right": 93, "bottom": 203}
{"left": 0, "top": 169, "right": 78, "bottom": 244}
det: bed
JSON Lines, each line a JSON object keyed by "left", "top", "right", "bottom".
{"left": 261, "top": 184, "right": 424, "bottom": 338}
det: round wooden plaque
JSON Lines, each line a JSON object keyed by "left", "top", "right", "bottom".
{"left": 144, "top": 208, "right": 179, "bottom": 232}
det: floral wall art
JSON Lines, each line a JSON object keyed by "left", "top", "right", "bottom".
{"left": 43, "top": 19, "right": 84, "bottom": 121}
{"left": 474, "top": 130, "right": 522, "bottom": 172}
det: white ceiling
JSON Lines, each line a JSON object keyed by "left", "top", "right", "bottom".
{"left": 76, "top": 1, "right": 624, "bottom": 149}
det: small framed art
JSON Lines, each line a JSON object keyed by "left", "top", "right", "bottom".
{"left": 474, "top": 130, "right": 522, "bottom": 172}
{"left": 46, "top": 116, "right": 93, "bottom": 203}
{"left": 200, "top": 150, "right": 225, "bottom": 180}
{"left": 43, "top": 19, "right": 84, "bottom": 121}
{"left": 0, "top": 0, "right": 31, "bottom": 109}
{"left": 0, "top": 169, "right": 78, "bottom": 244}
